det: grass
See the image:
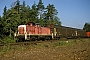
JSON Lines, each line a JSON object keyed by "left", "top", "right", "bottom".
{"left": 0, "top": 44, "right": 10, "bottom": 54}
{"left": 0, "top": 36, "right": 16, "bottom": 44}
{"left": 0, "top": 44, "right": 26, "bottom": 55}
{"left": 54, "top": 39, "right": 79, "bottom": 47}
{"left": 34, "top": 45, "right": 43, "bottom": 48}
{"left": 53, "top": 38, "right": 90, "bottom": 47}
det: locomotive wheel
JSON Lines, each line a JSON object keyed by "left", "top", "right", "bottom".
{"left": 31, "top": 37, "right": 36, "bottom": 41}
{"left": 45, "top": 37, "right": 49, "bottom": 40}
{"left": 18, "top": 38, "right": 25, "bottom": 42}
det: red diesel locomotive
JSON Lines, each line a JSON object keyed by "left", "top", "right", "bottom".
{"left": 16, "top": 22, "right": 52, "bottom": 41}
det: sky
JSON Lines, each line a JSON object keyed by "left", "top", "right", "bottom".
{"left": 0, "top": 0, "right": 90, "bottom": 29}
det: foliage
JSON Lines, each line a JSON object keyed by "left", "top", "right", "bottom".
{"left": 83, "top": 23, "right": 90, "bottom": 32}
{"left": 0, "top": 0, "right": 61, "bottom": 41}
{"left": 53, "top": 16, "right": 61, "bottom": 26}
{"left": 46, "top": 4, "right": 58, "bottom": 24}
{"left": 37, "top": 0, "right": 45, "bottom": 20}
{"left": 54, "top": 40, "right": 76, "bottom": 47}
{"left": 0, "top": 36, "right": 15, "bottom": 43}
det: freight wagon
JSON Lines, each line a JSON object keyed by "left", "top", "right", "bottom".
{"left": 48, "top": 25, "right": 86, "bottom": 39}
{"left": 15, "top": 22, "right": 87, "bottom": 42}
{"left": 86, "top": 32, "right": 90, "bottom": 37}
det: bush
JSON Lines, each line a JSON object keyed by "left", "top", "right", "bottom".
{"left": 54, "top": 41, "right": 67, "bottom": 46}
{"left": 54, "top": 40, "right": 76, "bottom": 47}
{"left": 0, "top": 36, "right": 15, "bottom": 44}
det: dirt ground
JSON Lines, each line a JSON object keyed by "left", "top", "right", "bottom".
{"left": 0, "top": 38, "right": 90, "bottom": 60}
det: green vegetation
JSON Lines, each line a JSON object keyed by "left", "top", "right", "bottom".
{"left": 54, "top": 38, "right": 90, "bottom": 47}
{"left": 54, "top": 40, "right": 78, "bottom": 47}
{"left": 0, "top": 45, "right": 25, "bottom": 54}
{"left": 83, "top": 23, "right": 90, "bottom": 32}
{"left": 0, "top": 0, "right": 61, "bottom": 43}
{"left": 0, "top": 37, "right": 15, "bottom": 44}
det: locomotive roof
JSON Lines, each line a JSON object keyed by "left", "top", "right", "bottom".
{"left": 26, "top": 22, "right": 35, "bottom": 24}
{"left": 26, "top": 22, "right": 40, "bottom": 25}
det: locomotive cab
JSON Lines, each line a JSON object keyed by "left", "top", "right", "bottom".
{"left": 18, "top": 25, "right": 26, "bottom": 35}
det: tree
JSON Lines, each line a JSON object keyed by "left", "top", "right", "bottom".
{"left": 53, "top": 16, "right": 61, "bottom": 26}
{"left": 1, "top": 6, "right": 9, "bottom": 37}
{"left": 22, "top": 0, "right": 25, "bottom": 7}
{"left": 46, "top": 4, "right": 58, "bottom": 24}
{"left": 3, "top": 6, "right": 7, "bottom": 20}
{"left": 37, "top": 0, "right": 45, "bottom": 20}
{"left": 0, "top": 16, "right": 3, "bottom": 38}
{"left": 20, "top": 1, "right": 28, "bottom": 24}
{"left": 83, "top": 23, "right": 90, "bottom": 32}
{"left": 4, "top": 9, "right": 20, "bottom": 37}
{"left": 14, "top": 0, "right": 20, "bottom": 14}
{"left": 31, "top": 2, "right": 38, "bottom": 23}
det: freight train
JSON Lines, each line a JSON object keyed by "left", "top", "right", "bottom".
{"left": 15, "top": 22, "right": 90, "bottom": 42}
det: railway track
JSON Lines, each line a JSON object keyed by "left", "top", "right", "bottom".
{"left": 0, "top": 41, "right": 41, "bottom": 47}
{"left": 0, "top": 38, "right": 66, "bottom": 47}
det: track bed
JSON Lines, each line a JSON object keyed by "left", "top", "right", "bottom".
{"left": 0, "top": 38, "right": 90, "bottom": 60}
